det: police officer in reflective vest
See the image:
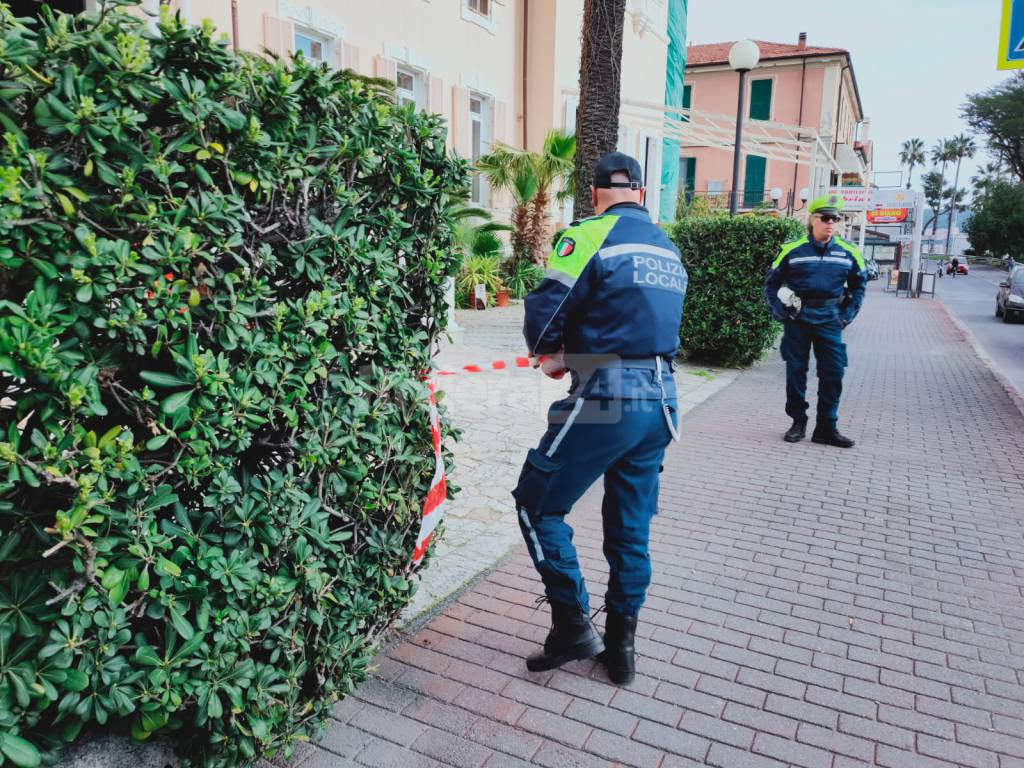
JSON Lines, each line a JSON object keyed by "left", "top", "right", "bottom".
{"left": 513, "top": 152, "right": 687, "bottom": 684}
{"left": 763, "top": 194, "right": 867, "bottom": 448}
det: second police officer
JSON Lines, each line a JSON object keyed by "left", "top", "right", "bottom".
{"left": 764, "top": 194, "right": 867, "bottom": 448}
{"left": 513, "top": 152, "right": 687, "bottom": 685}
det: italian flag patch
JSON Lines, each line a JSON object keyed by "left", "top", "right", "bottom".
{"left": 556, "top": 237, "right": 575, "bottom": 257}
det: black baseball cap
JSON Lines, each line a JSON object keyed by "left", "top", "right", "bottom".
{"left": 593, "top": 152, "right": 644, "bottom": 190}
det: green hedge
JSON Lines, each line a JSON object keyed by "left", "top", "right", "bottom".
{"left": 0, "top": 3, "right": 465, "bottom": 766}
{"left": 668, "top": 214, "right": 803, "bottom": 367}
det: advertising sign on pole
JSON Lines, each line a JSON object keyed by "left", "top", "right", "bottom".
{"left": 867, "top": 208, "right": 909, "bottom": 224}
{"left": 827, "top": 186, "right": 872, "bottom": 212}
{"left": 999, "top": 0, "right": 1024, "bottom": 70}
{"left": 871, "top": 189, "right": 916, "bottom": 209}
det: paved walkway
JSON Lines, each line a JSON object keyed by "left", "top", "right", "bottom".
{"left": 298, "top": 285, "right": 1024, "bottom": 768}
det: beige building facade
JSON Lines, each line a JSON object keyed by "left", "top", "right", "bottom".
{"left": 146, "top": 0, "right": 674, "bottom": 223}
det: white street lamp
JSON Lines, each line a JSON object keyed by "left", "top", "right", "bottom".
{"left": 728, "top": 40, "right": 760, "bottom": 216}
{"left": 728, "top": 39, "right": 761, "bottom": 71}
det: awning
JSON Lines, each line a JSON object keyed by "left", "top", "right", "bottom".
{"left": 835, "top": 143, "right": 864, "bottom": 175}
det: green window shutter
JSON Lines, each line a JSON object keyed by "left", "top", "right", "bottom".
{"left": 685, "top": 157, "right": 696, "bottom": 193}
{"left": 749, "top": 79, "right": 772, "bottom": 121}
{"left": 677, "top": 157, "right": 696, "bottom": 194}
{"left": 743, "top": 155, "right": 766, "bottom": 207}
{"left": 682, "top": 84, "right": 692, "bottom": 109}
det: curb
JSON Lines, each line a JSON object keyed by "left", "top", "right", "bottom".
{"left": 936, "top": 298, "right": 1024, "bottom": 419}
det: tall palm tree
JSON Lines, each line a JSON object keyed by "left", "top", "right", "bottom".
{"left": 574, "top": 0, "right": 627, "bottom": 219}
{"left": 944, "top": 134, "right": 977, "bottom": 255}
{"left": 929, "top": 139, "right": 956, "bottom": 247}
{"left": 898, "top": 138, "right": 926, "bottom": 190}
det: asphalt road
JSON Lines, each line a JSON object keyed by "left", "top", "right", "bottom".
{"left": 935, "top": 264, "right": 1024, "bottom": 399}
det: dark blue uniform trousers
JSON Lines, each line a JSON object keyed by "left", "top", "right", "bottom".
{"left": 512, "top": 395, "right": 675, "bottom": 616}
{"left": 779, "top": 318, "right": 848, "bottom": 424}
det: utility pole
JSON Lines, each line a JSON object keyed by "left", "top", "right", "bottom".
{"left": 909, "top": 191, "right": 925, "bottom": 297}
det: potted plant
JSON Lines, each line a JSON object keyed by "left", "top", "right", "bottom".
{"left": 458, "top": 255, "right": 503, "bottom": 309}
{"left": 495, "top": 282, "right": 510, "bottom": 307}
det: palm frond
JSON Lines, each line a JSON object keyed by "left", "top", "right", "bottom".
{"left": 478, "top": 221, "right": 514, "bottom": 234}
{"left": 511, "top": 165, "right": 539, "bottom": 204}
{"left": 470, "top": 230, "right": 504, "bottom": 259}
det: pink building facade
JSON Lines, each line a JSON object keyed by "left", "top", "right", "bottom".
{"left": 680, "top": 34, "right": 871, "bottom": 215}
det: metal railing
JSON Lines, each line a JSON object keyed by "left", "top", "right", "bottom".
{"left": 680, "top": 189, "right": 791, "bottom": 212}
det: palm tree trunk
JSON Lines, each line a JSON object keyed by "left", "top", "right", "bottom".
{"left": 512, "top": 203, "right": 531, "bottom": 261}
{"left": 945, "top": 159, "right": 963, "bottom": 256}
{"left": 573, "top": 0, "right": 627, "bottom": 220}
{"left": 528, "top": 187, "right": 551, "bottom": 265}
{"left": 906, "top": 162, "right": 914, "bottom": 190}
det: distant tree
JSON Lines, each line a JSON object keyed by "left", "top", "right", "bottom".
{"left": 965, "top": 180, "right": 1024, "bottom": 258}
{"left": 971, "top": 160, "right": 1005, "bottom": 202}
{"left": 922, "top": 170, "right": 945, "bottom": 230}
{"left": 574, "top": 0, "right": 627, "bottom": 219}
{"left": 898, "top": 138, "right": 926, "bottom": 189}
{"left": 945, "top": 186, "right": 969, "bottom": 213}
{"left": 963, "top": 73, "right": 1024, "bottom": 182}
{"left": 945, "top": 134, "right": 977, "bottom": 254}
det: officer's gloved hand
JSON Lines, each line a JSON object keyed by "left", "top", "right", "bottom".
{"left": 531, "top": 349, "right": 567, "bottom": 380}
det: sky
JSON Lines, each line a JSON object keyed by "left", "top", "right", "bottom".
{"left": 686, "top": 0, "right": 1008, "bottom": 191}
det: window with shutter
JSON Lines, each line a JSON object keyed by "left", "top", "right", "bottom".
{"left": 749, "top": 79, "right": 772, "bottom": 121}
{"left": 743, "top": 155, "right": 766, "bottom": 207}
{"left": 468, "top": 94, "right": 493, "bottom": 207}
{"left": 679, "top": 158, "right": 696, "bottom": 195}
{"left": 294, "top": 31, "right": 328, "bottom": 66}
{"left": 395, "top": 66, "right": 427, "bottom": 110}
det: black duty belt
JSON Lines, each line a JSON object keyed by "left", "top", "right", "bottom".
{"left": 575, "top": 355, "right": 676, "bottom": 373}
{"left": 799, "top": 296, "right": 843, "bottom": 308}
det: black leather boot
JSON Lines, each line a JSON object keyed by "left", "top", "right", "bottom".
{"left": 599, "top": 612, "right": 638, "bottom": 685}
{"left": 811, "top": 424, "right": 855, "bottom": 448}
{"left": 783, "top": 418, "right": 807, "bottom": 443}
{"left": 526, "top": 601, "right": 605, "bottom": 672}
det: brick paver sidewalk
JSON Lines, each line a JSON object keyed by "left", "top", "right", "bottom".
{"left": 303, "top": 285, "right": 1024, "bottom": 768}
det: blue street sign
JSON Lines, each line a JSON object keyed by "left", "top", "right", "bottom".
{"left": 998, "top": 0, "right": 1024, "bottom": 69}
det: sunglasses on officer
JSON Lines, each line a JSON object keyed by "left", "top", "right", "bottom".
{"left": 815, "top": 213, "right": 842, "bottom": 223}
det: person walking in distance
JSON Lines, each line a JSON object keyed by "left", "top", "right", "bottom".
{"left": 513, "top": 152, "right": 687, "bottom": 684}
{"left": 764, "top": 194, "right": 867, "bottom": 448}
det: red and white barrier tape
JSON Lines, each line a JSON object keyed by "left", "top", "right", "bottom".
{"left": 413, "top": 356, "right": 537, "bottom": 562}
{"left": 413, "top": 381, "right": 446, "bottom": 564}
{"left": 433, "top": 356, "right": 533, "bottom": 376}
